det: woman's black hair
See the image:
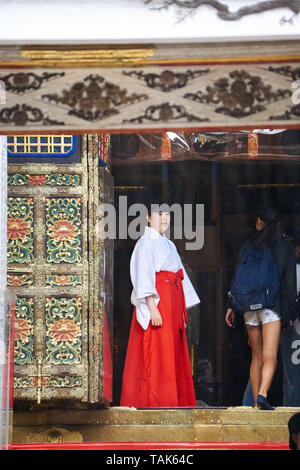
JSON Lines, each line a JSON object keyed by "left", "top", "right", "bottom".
{"left": 145, "top": 197, "right": 171, "bottom": 216}
{"left": 249, "top": 205, "right": 281, "bottom": 250}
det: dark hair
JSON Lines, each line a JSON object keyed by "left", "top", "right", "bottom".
{"left": 145, "top": 198, "right": 172, "bottom": 216}
{"left": 249, "top": 205, "right": 281, "bottom": 250}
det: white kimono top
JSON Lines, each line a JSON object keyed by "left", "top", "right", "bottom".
{"left": 130, "top": 226, "right": 201, "bottom": 330}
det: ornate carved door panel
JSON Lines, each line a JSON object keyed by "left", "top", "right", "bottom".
{"left": 7, "top": 134, "right": 113, "bottom": 404}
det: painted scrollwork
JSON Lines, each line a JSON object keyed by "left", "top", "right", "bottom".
{"left": 14, "top": 298, "right": 34, "bottom": 365}
{"left": 0, "top": 72, "right": 65, "bottom": 94}
{"left": 123, "top": 102, "right": 208, "bottom": 123}
{"left": 45, "top": 297, "right": 82, "bottom": 365}
{"left": 42, "top": 74, "right": 148, "bottom": 122}
{"left": 184, "top": 70, "right": 292, "bottom": 118}
{"left": 269, "top": 103, "right": 300, "bottom": 120}
{"left": 268, "top": 65, "right": 300, "bottom": 80}
{"left": 45, "top": 197, "right": 82, "bottom": 264}
{"left": 8, "top": 174, "right": 81, "bottom": 187}
{"left": 123, "top": 69, "right": 210, "bottom": 92}
{"left": 7, "top": 197, "right": 34, "bottom": 264}
{"left": 0, "top": 104, "right": 65, "bottom": 126}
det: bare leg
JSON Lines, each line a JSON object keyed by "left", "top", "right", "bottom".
{"left": 258, "top": 320, "right": 281, "bottom": 398}
{"left": 246, "top": 325, "right": 263, "bottom": 407}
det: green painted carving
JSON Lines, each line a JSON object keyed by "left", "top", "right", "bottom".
{"left": 45, "top": 297, "right": 82, "bottom": 365}
{"left": 14, "top": 297, "right": 34, "bottom": 365}
{"left": 8, "top": 174, "right": 81, "bottom": 186}
{"left": 46, "top": 197, "right": 82, "bottom": 264}
{"left": 7, "top": 197, "right": 34, "bottom": 264}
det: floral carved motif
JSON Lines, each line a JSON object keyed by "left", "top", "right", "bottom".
{"left": 14, "top": 298, "right": 34, "bottom": 365}
{"left": 184, "top": 70, "right": 292, "bottom": 118}
{"left": 45, "top": 297, "right": 82, "bottom": 365}
{"left": 7, "top": 197, "right": 34, "bottom": 264}
{"left": 46, "top": 274, "right": 82, "bottom": 287}
{"left": 0, "top": 72, "right": 65, "bottom": 94}
{"left": 7, "top": 274, "right": 33, "bottom": 287}
{"left": 123, "top": 69, "right": 210, "bottom": 92}
{"left": 42, "top": 74, "right": 149, "bottom": 122}
{"left": 14, "top": 376, "right": 82, "bottom": 389}
{"left": 46, "top": 198, "right": 82, "bottom": 264}
{"left": 269, "top": 103, "right": 300, "bottom": 120}
{"left": 8, "top": 174, "right": 81, "bottom": 186}
{"left": 123, "top": 102, "right": 208, "bottom": 123}
{"left": 0, "top": 104, "right": 65, "bottom": 126}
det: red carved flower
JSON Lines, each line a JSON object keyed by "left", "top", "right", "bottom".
{"left": 8, "top": 275, "right": 25, "bottom": 287}
{"left": 7, "top": 218, "right": 30, "bottom": 240}
{"left": 48, "top": 220, "right": 77, "bottom": 243}
{"left": 28, "top": 175, "right": 47, "bottom": 186}
{"left": 31, "top": 376, "right": 47, "bottom": 387}
{"left": 14, "top": 319, "right": 31, "bottom": 342}
{"left": 49, "top": 320, "right": 80, "bottom": 343}
{"left": 54, "top": 275, "right": 71, "bottom": 286}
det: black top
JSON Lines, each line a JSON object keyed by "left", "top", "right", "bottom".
{"left": 271, "top": 233, "right": 297, "bottom": 323}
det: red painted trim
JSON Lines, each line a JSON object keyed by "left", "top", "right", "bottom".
{"left": 9, "top": 442, "right": 290, "bottom": 450}
{"left": 1, "top": 123, "right": 300, "bottom": 136}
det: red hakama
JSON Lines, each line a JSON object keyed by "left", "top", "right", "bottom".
{"left": 120, "top": 269, "right": 196, "bottom": 407}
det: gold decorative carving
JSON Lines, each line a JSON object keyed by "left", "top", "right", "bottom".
{"left": 9, "top": 137, "right": 91, "bottom": 404}
{"left": 20, "top": 46, "right": 156, "bottom": 68}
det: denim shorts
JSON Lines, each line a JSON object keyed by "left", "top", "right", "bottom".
{"left": 244, "top": 308, "right": 281, "bottom": 326}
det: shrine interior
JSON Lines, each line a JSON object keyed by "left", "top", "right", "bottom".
{"left": 111, "top": 129, "right": 300, "bottom": 407}
{"left": 6, "top": 128, "right": 300, "bottom": 411}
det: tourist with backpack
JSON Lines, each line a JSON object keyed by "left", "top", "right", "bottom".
{"left": 225, "top": 207, "right": 297, "bottom": 410}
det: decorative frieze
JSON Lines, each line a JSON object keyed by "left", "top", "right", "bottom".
{"left": 0, "top": 64, "right": 299, "bottom": 130}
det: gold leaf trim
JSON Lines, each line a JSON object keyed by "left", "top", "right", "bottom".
{"left": 19, "top": 46, "right": 156, "bottom": 67}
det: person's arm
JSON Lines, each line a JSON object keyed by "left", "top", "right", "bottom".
{"left": 130, "top": 239, "right": 161, "bottom": 329}
{"left": 146, "top": 295, "right": 162, "bottom": 327}
{"left": 225, "top": 308, "right": 235, "bottom": 327}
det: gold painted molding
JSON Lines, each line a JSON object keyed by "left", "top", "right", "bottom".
{"left": 1, "top": 44, "right": 300, "bottom": 68}
{"left": 19, "top": 45, "right": 156, "bottom": 67}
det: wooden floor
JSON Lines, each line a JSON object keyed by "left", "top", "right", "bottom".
{"left": 12, "top": 406, "right": 299, "bottom": 447}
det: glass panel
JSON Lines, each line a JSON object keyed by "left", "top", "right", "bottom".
{"left": 0, "top": 293, "right": 15, "bottom": 450}
{"left": 111, "top": 129, "right": 300, "bottom": 407}
{"left": 99, "top": 167, "right": 114, "bottom": 402}
{"left": 0, "top": 136, "right": 14, "bottom": 450}
{"left": 4, "top": 128, "right": 300, "bottom": 446}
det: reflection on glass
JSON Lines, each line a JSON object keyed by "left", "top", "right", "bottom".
{"left": 111, "top": 129, "right": 300, "bottom": 408}
{"left": 0, "top": 291, "right": 15, "bottom": 450}
{"left": 5, "top": 128, "right": 300, "bottom": 424}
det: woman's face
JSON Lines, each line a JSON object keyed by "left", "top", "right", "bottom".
{"left": 147, "top": 211, "right": 170, "bottom": 234}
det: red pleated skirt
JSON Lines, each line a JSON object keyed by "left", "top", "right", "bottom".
{"left": 120, "top": 269, "right": 196, "bottom": 407}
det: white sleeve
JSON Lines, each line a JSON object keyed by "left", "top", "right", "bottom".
{"left": 181, "top": 263, "right": 201, "bottom": 309}
{"left": 130, "top": 239, "right": 160, "bottom": 330}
